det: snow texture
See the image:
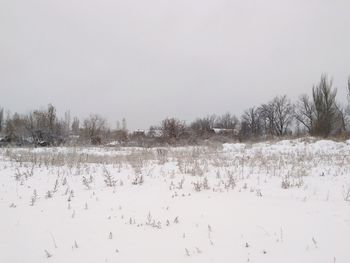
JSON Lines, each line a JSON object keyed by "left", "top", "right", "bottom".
{"left": 0, "top": 138, "right": 349, "bottom": 263}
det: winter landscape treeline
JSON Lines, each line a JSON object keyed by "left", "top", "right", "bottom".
{"left": 1, "top": 75, "right": 350, "bottom": 147}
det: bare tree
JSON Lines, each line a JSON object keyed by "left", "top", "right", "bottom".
{"left": 259, "top": 96, "right": 294, "bottom": 137}
{"left": 336, "top": 76, "right": 350, "bottom": 133}
{"left": 215, "top": 113, "right": 239, "bottom": 130}
{"left": 346, "top": 76, "right": 350, "bottom": 131}
{"left": 0, "top": 107, "right": 3, "bottom": 133}
{"left": 147, "top": 125, "right": 158, "bottom": 138}
{"left": 240, "top": 107, "right": 262, "bottom": 138}
{"left": 122, "top": 118, "right": 127, "bottom": 131}
{"left": 4, "top": 111, "right": 15, "bottom": 139}
{"left": 28, "top": 104, "right": 63, "bottom": 144}
{"left": 295, "top": 94, "right": 315, "bottom": 134}
{"left": 71, "top": 117, "right": 80, "bottom": 135}
{"left": 334, "top": 102, "right": 347, "bottom": 133}
{"left": 258, "top": 103, "right": 276, "bottom": 136}
{"left": 47, "top": 104, "right": 56, "bottom": 134}
{"left": 82, "top": 114, "right": 107, "bottom": 144}
{"left": 63, "top": 110, "right": 71, "bottom": 136}
{"left": 348, "top": 76, "right": 350, "bottom": 101}
{"left": 312, "top": 75, "right": 338, "bottom": 137}
{"left": 273, "top": 95, "right": 294, "bottom": 136}
{"left": 295, "top": 75, "right": 341, "bottom": 137}
{"left": 25, "top": 112, "right": 36, "bottom": 142}
{"left": 3, "top": 112, "right": 28, "bottom": 142}
{"left": 161, "top": 118, "right": 185, "bottom": 143}
{"left": 190, "top": 115, "right": 216, "bottom": 137}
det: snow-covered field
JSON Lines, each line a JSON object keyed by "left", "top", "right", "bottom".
{"left": 1, "top": 138, "right": 350, "bottom": 263}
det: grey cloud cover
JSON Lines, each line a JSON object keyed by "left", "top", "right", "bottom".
{"left": 1, "top": 0, "right": 350, "bottom": 129}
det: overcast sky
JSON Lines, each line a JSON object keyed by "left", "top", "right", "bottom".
{"left": 1, "top": 0, "right": 350, "bottom": 130}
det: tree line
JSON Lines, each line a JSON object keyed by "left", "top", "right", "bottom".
{"left": 1, "top": 75, "right": 349, "bottom": 146}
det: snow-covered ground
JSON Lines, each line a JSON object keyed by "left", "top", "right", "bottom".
{"left": 0, "top": 138, "right": 349, "bottom": 263}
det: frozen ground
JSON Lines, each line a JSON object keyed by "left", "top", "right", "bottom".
{"left": 0, "top": 138, "right": 349, "bottom": 263}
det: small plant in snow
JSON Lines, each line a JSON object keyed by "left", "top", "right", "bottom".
{"left": 282, "top": 175, "right": 304, "bottom": 189}
{"left": 132, "top": 174, "right": 144, "bottom": 185}
{"left": 82, "top": 176, "right": 91, "bottom": 189}
{"left": 45, "top": 249, "right": 52, "bottom": 258}
{"left": 23, "top": 165, "right": 34, "bottom": 179}
{"left": 62, "top": 177, "right": 67, "bottom": 186}
{"left": 192, "top": 177, "right": 210, "bottom": 192}
{"left": 129, "top": 217, "right": 136, "bottom": 225}
{"left": 193, "top": 181, "right": 202, "bottom": 192}
{"left": 30, "top": 189, "right": 38, "bottom": 206}
{"left": 146, "top": 212, "right": 152, "bottom": 225}
{"left": 52, "top": 179, "right": 59, "bottom": 193}
{"left": 224, "top": 172, "right": 235, "bottom": 190}
{"left": 208, "top": 224, "right": 214, "bottom": 245}
{"left": 203, "top": 177, "right": 210, "bottom": 190}
{"left": 281, "top": 177, "right": 291, "bottom": 189}
{"left": 14, "top": 168, "right": 22, "bottom": 181}
{"left": 343, "top": 184, "right": 350, "bottom": 202}
{"left": 146, "top": 212, "right": 162, "bottom": 229}
{"left": 45, "top": 191, "right": 53, "bottom": 199}
{"left": 177, "top": 178, "right": 185, "bottom": 189}
{"left": 103, "top": 168, "right": 117, "bottom": 187}
{"left": 256, "top": 189, "right": 263, "bottom": 197}
{"left": 67, "top": 190, "right": 74, "bottom": 202}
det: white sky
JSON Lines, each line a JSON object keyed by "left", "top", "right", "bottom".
{"left": 1, "top": 0, "right": 350, "bottom": 129}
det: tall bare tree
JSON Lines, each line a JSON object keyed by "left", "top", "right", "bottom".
{"left": 295, "top": 75, "right": 341, "bottom": 137}
{"left": 47, "top": 104, "right": 56, "bottom": 134}
{"left": 215, "top": 113, "right": 239, "bottom": 130}
{"left": 63, "top": 110, "right": 71, "bottom": 136}
{"left": 161, "top": 118, "right": 185, "bottom": 143}
{"left": 0, "top": 107, "right": 3, "bottom": 133}
{"left": 240, "top": 107, "right": 262, "bottom": 138}
{"left": 348, "top": 76, "right": 350, "bottom": 101}
{"left": 82, "top": 114, "right": 107, "bottom": 144}
{"left": 71, "top": 117, "right": 80, "bottom": 135}
{"left": 312, "top": 75, "right": 338, "bottom": 137}
{"left": 258, "top": 103, "right": 276, "bottom": 136}
{"left": 190, "top": 115, "right": 216, "bottom": 137}
{"left": 273, "top": 95, "right": 294, "bottom": 136}
{"left": 295, "top": 94, "right": 315, "bottom": 134}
